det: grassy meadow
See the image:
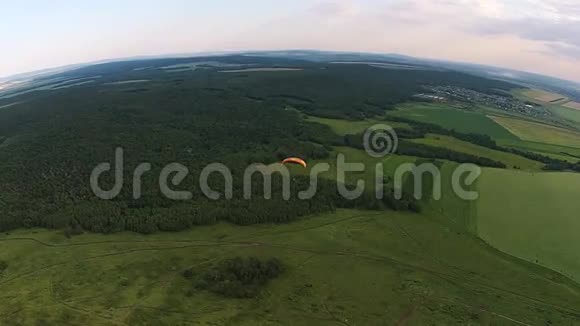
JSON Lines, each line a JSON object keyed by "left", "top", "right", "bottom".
{"left": 476, "top": 168, "right": 580, "bottom": 283}
{"left": 548, "top": 105, "right": 580, "bottom": 127}
{"left": 3, "top": 139, "right": 579, "bottom": 325}
{"left": 305, "top": 115, "right": 409, "bottom": 136}
{"left": 2, "top": 209, "right": 580, "bottom": 325}
{"left": 297, "top": 146, "right": 419, "bottom": 187}
{"left": 302, "top": 111, "right": 580, "bottom": 290}
{"left": 415, "top": 161, "right": 478, "bottom": 235}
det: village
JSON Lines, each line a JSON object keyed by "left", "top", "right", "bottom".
{"left": 417, "top": 85, "right": 551, "bottom": 119}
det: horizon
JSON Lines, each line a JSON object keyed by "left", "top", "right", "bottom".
{"left": 2, "top": 49, "right": 579, "bottom": 88}
{"left": 2, "top": 1, "right": 580, "bottom": 83}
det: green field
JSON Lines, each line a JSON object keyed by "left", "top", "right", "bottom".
{"left": 529, "top": 150, "right": 580, "bottom": 163}
{"left": 2, "top": 209, "right": 580, "bottom": 325}
{"left": 305, "top": 116, "right": 409, "bottom": 136}
{"left": 413, "top": 161, "right": 478, "bottom": 235}
{"left": 490, "top": 115, "right": 580, "bottom": 149}
{"left": 290, "top": 147, "right": 420, "bottom": 192}
{"left": 476, "top": 168, "right": 580, "bottom": 283}
{"left": 548, "top": 105, "right": 580, "bottom": 127}
{"left": 499, "top": 139, "right": 580, "bottom": 163}
{"left": 411, "top": 134, "right": 544, "bottom": 171}
{"left": 388, "top": 103, "right": 518, "bottom": 140}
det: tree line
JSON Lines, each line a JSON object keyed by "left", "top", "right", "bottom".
{"left": 386, "top": 116, "right": 580, "bottom": 171}
{"left": 343, "top": 133, "right": 506, "bottom": 168}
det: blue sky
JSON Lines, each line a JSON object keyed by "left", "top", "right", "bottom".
{"left": 2, "top": 0, "right": 580, "bottom": 81}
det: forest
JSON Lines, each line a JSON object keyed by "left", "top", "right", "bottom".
{"left": 0, "top": 56, "right": 524, "bottom": 234}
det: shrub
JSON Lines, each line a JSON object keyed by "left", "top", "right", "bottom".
{"left": 189, "top": 257, "right": 284, "bottom": 298}
{"left": 0, "top": 261, "right": 8, "bottom": 273}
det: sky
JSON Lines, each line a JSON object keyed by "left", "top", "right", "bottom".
{"left": 2, "top": 0, "right": 580, "bottom": 82}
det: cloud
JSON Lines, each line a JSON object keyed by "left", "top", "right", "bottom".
{"left": 540, "top": 0, "right": 580, "bottom": 19}
{"left": 214, "top": 0, "right": 580, "bottom": 81}
{"left": 311, "top": 0, "right": 358, "bottom": 16}
{"left": 2, "top": 0, "right": 580, "bottom": 81}
{"left": 387, "top": 0, "right": 580, "bottom": 60}
{"left": 448, "top": 0, "right": 580, "bottom": 59}
{"left": 472, "top": 17, "right": 580, "bottom": 49}
{"left": 541, "top": 43, "right": 580, "bottom": 59}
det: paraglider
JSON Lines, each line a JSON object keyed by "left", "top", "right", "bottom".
{"left": 281, "top": 157, "right": 307, "bottom": 168}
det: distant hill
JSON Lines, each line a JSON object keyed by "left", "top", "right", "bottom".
{"left": 4, "top": 50, "right": 579, "bottom": 100}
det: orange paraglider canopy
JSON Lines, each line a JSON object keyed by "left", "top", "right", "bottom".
{"left": 282, "top": 157, "right": 307, "bottom": 168}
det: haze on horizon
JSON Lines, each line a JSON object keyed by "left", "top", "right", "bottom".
{"left": 2, "top": 0, "right": 580, "bottom": 82}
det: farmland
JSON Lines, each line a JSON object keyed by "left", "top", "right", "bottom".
{"left": 388, "top": 103, "right": 518, "bottom": 140}
{"left": 476, "top": 168, "right": 580, "bottom": 283}
{"left": 489, "top": 115, "right": 580, "bottom": 148}
{"left": 549, "top": 105, "right": 580, "bottom": 126}
{"left": 516, "top": 89, "right": 568, "bottom": 104}
{"left": 563, "top": 101, "right": 580, "bottom": 111}
{"left": 514, "top": 88, "right": 580, "bottom": 128}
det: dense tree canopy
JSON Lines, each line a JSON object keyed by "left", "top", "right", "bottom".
{"left": 186, "top": 256, "right": 284, "bottom": 298}
{"left": 0, "top": 56, "right": 522, "bottom": 233}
